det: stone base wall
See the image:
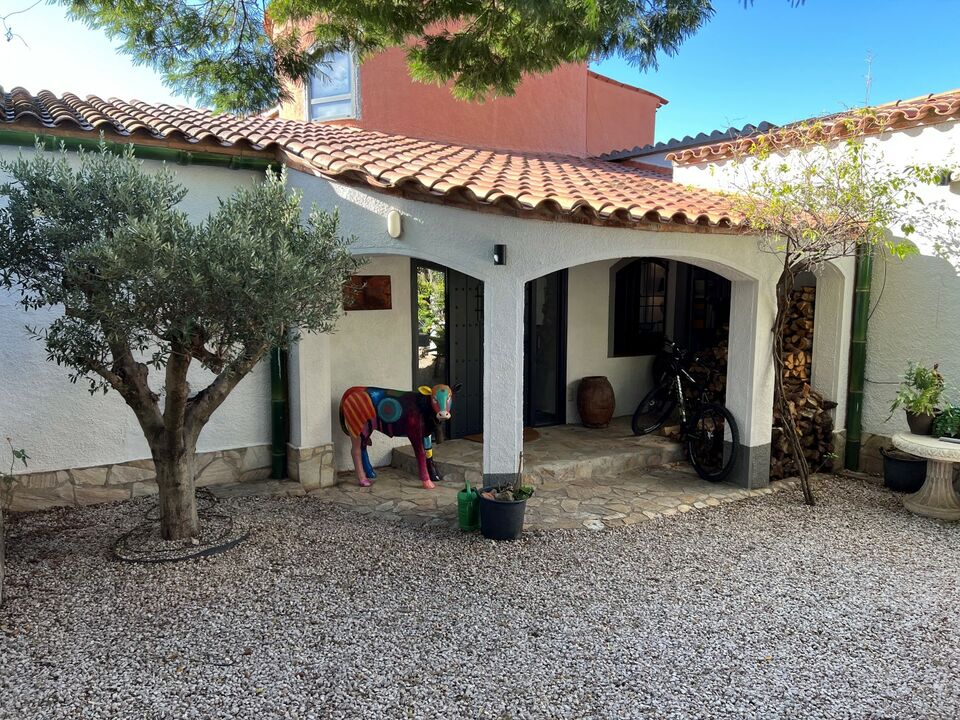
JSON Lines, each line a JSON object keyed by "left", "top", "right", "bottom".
{"left": 7, "top": 445, "right": 272, "bottom": 512}
{"left": 287, "top": 443, "right": 336, "bottom": 492}
{"left": 860, "top": 433, "right": 887, "bottom": 476}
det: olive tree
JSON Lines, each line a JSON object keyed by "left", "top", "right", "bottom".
{"left": 728, "top": 118, "right": 954, "bottom": 504}
{"left": 0, "top": 141, "right": 357, "bottom": 539}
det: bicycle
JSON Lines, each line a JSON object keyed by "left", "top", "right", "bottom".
{"left": 631, "top": 339, "right": 739, "bottom": 482}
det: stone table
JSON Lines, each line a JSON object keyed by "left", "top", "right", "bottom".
{"left": 891, "top": 432, "right": 960, "bottom": 521}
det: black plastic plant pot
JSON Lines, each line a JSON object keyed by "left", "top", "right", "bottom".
{"left": 479, "top": 494, "right": 527, "bottom": 541}
{"left": 880, "top": 446, "right": 927, "bottom": 493}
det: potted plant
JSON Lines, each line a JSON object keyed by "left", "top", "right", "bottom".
{"left": 934, "top": 404, "right": 960, "bottom": 439}
{"left": 889, "top": 362, "right": 945, "bottom": 435}
{"left": 880, "top": 446, "right": 927, "bottom": 493}
{"left": 478, "top": 460, "right": 534, "bottom": 541}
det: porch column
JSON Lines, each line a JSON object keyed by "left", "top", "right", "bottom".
{"left": 725, "top": 277, "right": 776, "bottom": 489}
{"left": 482, "top": 275, "right": 525, "bottom": 486}
{"left": 287, "top": 331, "right": 336, "bottom": 491}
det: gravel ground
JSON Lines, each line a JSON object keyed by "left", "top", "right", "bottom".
{"left": 1, "top": 478, "right": 958, "bottom": 720}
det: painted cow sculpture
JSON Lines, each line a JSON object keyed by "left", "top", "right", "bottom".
{"left": 339, "top": 383, "right": 460, "bottom": 489}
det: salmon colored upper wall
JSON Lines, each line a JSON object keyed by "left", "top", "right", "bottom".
{"left": 585, "top": 72, "right": 662, "bottom": 156}
{"left": 278, "top": 48, "right": 662, "bottom": 157}
{"left": 360, "top": 49, "right": 590, "bottom": 155}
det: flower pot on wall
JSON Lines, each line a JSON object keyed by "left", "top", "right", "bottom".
{"left": 880, "top": 446, "right": 927, "bottom": 493}
{"left": 577, "top": 376, "right": 615, "bottom": 428}
{"left": 905, "top": 411, "right": 935, "bottom": 436}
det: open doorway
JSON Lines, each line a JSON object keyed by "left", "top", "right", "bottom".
{"left": 525, "top": 270, "right": 568, "bottom": 426}
{"left": 412, "top": 261, "right": 483, "bottom": 438}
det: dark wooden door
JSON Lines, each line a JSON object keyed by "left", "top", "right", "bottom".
{"left": 447, "top": 269, "right": 484, "bottom": 438}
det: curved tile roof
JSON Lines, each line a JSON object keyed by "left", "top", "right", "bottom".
{"left": 598, "top": 122, "right": 777, "bottom": 162}
{"left": 0, "top": 86, "right": 742, "bottom": 230}
{"left": 669, "top": 89, "right": 960, "bottom": 165}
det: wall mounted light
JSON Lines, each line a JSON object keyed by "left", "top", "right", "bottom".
{"left": 386, "top": 209, "right": 403, "bottom": 238}
{"left": 493, "top": 243, "right": 507, "bottom": 266}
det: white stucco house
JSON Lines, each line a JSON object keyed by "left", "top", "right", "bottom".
{"left": 1, "top": 85, "right": 957, "bottom": 510}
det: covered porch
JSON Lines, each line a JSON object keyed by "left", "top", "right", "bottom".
{"left": 284, "top": 169, "right": 856, "bottom": 495}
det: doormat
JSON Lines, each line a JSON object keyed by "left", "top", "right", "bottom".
{"left": 463, "top": 428, "right": 540, "bottom": 444}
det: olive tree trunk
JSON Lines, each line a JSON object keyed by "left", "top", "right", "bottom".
{"left": 152, "top": 441, "right": 199, "bottom": 540}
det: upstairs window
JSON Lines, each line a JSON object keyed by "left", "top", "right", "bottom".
{"left": 611, "top": 258, "right": 668, "bottom": 356}
{"left": 307, "top": 50, "right": 358, "bottom": 121}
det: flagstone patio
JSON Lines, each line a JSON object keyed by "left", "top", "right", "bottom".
{"left": 280, "top": 464, "right": 798, "bottom": 531}
{"left": 392, "top": 417, "right": 688, "bottom": 487}
{"left": 214, "top": 418, "right": 798, "bottom": 531}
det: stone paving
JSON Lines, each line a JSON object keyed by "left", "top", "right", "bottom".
{"left": 228, "top": 464, "right": 798, "bottom": 532}
{"left": 392, "top": 417, "right": 686, "bottom": 487}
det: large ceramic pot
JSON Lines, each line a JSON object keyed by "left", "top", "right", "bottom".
{"left": 578, "top": 376, "right": 616, "bottom": 428}
{"left": 479, "top": 493, "right": 527, "bottom": 540}
{"left": 906, "top": 411, "right": 935, "bottom": 436}
{"left": 880, "top": 446, "right": 927, "bottom": 493}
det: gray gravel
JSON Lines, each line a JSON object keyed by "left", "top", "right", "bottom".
{"left": 1, "top": 478, "right": 958, "bottom": 720}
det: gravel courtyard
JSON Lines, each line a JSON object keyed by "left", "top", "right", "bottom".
{"left": 2, "top": 479, "right": 958, "bottom": 720}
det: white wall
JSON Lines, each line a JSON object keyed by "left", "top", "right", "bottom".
{"left": 328, "top": 254, "right": 413, "bottom": 470}
{"left": 674, "top": 121, "right": 960, "bottom": 440}
{"left": 0, "top": 145, "right": 270, "bottom": 473}
{"left": 565, "top": 260, "right": 655, "bottom": 421}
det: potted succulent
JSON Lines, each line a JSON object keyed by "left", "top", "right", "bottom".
{"left": 889, "top": 362, "right": 945, "bottom": 435}
{"left": 478, "top": 457, "right": 534, "bottom": 541}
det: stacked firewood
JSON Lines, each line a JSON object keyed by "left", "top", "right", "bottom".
{"left": 770, "top": 285, "right": 837, "bottom": 480}
{"left": 687, "top": 335, "right": 728, "bottom": 401}
{"left": 782, "top": 285, "right": 816, "bottom": 381}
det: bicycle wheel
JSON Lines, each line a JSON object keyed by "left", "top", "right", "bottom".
{"left": 686, "top": 402, "right": 739, "bottom": 482}
{"left": 631, "top": 384, "right": 677, "bottom": 436}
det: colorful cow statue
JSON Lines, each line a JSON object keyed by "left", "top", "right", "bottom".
{"left": 339, "top": 383, "right": 460, "bottom": 489}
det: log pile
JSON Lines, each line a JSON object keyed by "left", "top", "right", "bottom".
{"left": 770, "top": 285, "right": 837, "bottom": 480}
{"left": 782, "top": 285, "right": 815, "bottom": 381}
{"left": 687, "top": 334, "right": 728, "bottom": 401}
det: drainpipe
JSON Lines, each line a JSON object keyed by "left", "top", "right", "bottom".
{"left": 843, "top": 245, "right": 874, "bottom": 471}
{"left": 270, "top": 348, "right": 288, "bottom": 479}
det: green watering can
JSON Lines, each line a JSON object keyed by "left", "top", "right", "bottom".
{"left": 457, "top": 478, "right": 480, "bottom": 531}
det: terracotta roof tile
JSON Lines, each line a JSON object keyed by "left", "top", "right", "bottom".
{"left": 670, "top": 89, "right": 960, "bottom": 165}
{"left": 0, "top": 86, "right": 741, "bottom": 230}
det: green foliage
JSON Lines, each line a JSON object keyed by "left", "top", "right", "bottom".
{"left": 58, "top": 0, "right": 726, "bottom": 112}
{"left": 417, "top": 269, "right": 445, "bottom": 340}
{"left": 731, "top": 132, "right": 949, "bottom": 273}
{"left": 0, "top": 139, "right": 358, "bottom": 432}
{"left": 0, "top": 439, "right": 28, "bottom": 511}
{"left": 890, "top": 362, "right": 945, "bottom": 417}
{"left": 934, "top": 405, "right": 960, "bottom": 439}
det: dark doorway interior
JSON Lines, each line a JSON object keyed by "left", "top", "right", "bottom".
{"left": 412, "top": 263, "right": 569, "bottom": 437}
{"left": 673, "top": 264, "right": 731, "bottom": 352}
{"left": 412, "top": 261, "right": 484, "bottom": 438}
{"left": 524, "top": 270, "right": 568, "bottom": 427}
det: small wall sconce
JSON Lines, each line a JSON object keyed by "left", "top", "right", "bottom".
{"left": 386, "top": 209, "right": 403, "bottom": 239}
{"left": 493, "top": 243, "right": 507, "bottom": 265}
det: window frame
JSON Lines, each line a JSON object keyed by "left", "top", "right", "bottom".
{"left": 304, "top": 49, "right": 360, "bottom": 122}
{"left": 608, "top": 258, "right": 669, "bottom": 358}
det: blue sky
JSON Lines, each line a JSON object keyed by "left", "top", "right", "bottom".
{"left": 2, "top": 1, "right": 958, "bottom": 143}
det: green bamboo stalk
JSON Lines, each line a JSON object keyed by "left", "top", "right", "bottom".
{"left": 844, "top": 246, "right": 874, "bottom": 470}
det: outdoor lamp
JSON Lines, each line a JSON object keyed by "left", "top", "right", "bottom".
{"left": 493, "top": 244, "right": 506, "bottom": 265}
{"left": 387, "top": 209, "right": 403, "bottom": 238}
